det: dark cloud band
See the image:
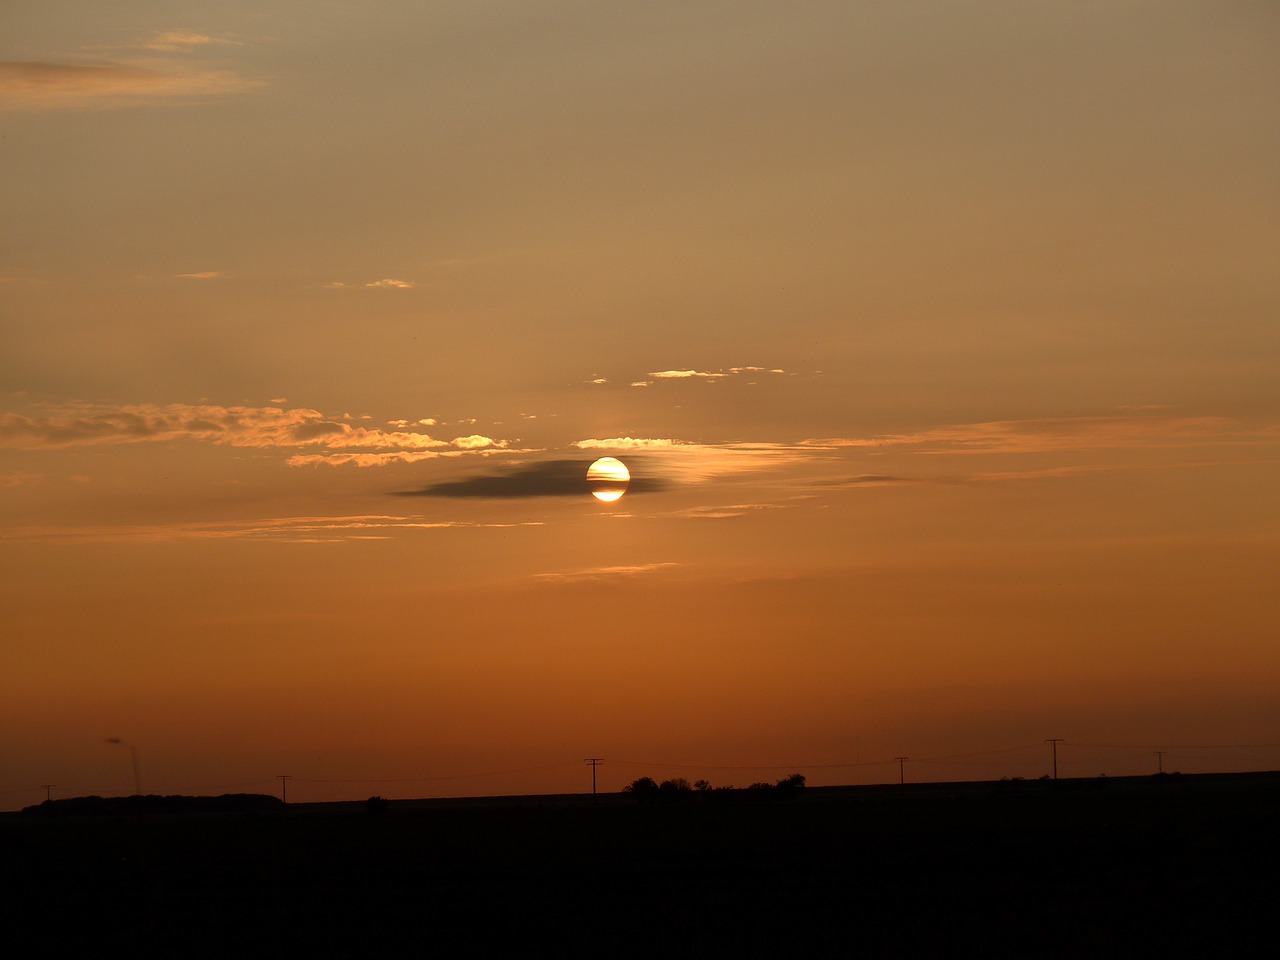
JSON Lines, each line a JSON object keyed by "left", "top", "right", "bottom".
{"left": 397, "top": 459, "right": 666, "bottom": 499}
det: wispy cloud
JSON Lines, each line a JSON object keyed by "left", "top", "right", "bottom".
{"left": 1, "top": 515, "right": 545, "bottom": 545}
{"left": 573, "top": 438, "right": 815, "bottom": 482}
{"left": 325, "top": 278, "right": 416, "bottom": 290}
{"left": 175, "top": 271, "right": 222, "bottom": 280}
{"left": 662, "top": 502, "right": 793, "bottom": 520}
{"left": 0, "top": 60, "right": 261, "bottom": 111}
{"left": 0, "top": 402, "right": 511, "bottom": 466}
{"left": 535, "top": 562, "right": 681, "bottom": 583}
{"left": 804, "top": 415, "right": 1273, "bottom": 456}
{"left": 0, "top": 471, "right": 44, "bottom": 488}
{"left": 142, "top": 31, "right": 240, "bottom": 52}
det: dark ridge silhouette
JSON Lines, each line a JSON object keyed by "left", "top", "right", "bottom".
{"left": 3, "top": 773, "right": 1276, "bottom": 954}
{"left": 20, "top": 793, "right": 283, "bottom": 817}
{"left": 396, "top": 458, "right": 667, "bottom": 498}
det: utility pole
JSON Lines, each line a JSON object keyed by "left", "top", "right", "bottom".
{"left": 42, "top": 784, "right": 55, "bottom": 803}
{"left": 106, "top": 738, "right": 141, "bottom": 795}
{"left": 585, "top": 759, "right": 603, "bottom": 796}
{"left": 1156, "top": 751, "right": 1166, "bottom": 774}
{"left": 277, "top": 775, "right": 290, "bottom": 803}
{"left": 895, "top": 757, "right": 908, "bottom": 786}
{"left": 1045, "top": 739, "right": 1064, "bottom": 780}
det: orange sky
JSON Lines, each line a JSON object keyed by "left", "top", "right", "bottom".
{"left": 2, "top": 1, "right": 1278, "bottom": 807}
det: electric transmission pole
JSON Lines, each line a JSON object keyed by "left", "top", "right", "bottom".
{"left": 585, "top": 758, "right": 603, "bottom": 796}
{"left": 1045, "top": 739, "right": 1064, "bottom": 780}
{"left": 42, "top": 784, "right": 55, "bottom": 803}
{"left": 895, "top": 757, "right": 908, "bottom": 785}
{"left": 277, "top": 775, "right": 290, "bottom": 803}
{"left": 1156, "top": 750, "right": 1166, "bottom": 774}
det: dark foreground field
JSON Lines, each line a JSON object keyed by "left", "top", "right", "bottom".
{"left": 3, "top": 772, "right": 1275, "bottom": 957}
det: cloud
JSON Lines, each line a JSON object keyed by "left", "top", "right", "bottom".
{"left": 175, "top": 271, "right": 222, "bottom": 279}
{"left": 2, "top": 515, "right": 545, "bottom": 545}
{"left": 804, "top": 415, "right": 1267, "bottom": 456}
{"left": 573, "top": 438, "right": 816, "bottom": 482}
{"left": 143, "top": 31, "right": 239, "bottom": 52}
{"left": 0, "top": 60, "right": 261, "bottom": 111}
{"left": 0, "top": 401, "right": 511, "bottom": 466}
{"left": 398, "top": 459, "right": 668, "bottom": 499}
{"left": 325, "top": 278, "right": 416, "bottom": 290}
{"left": 663, "top": 502, "right": 791, "bottom": 520}
{"left": 649, "top": 369, "right": 728, "bottom": 380}
{"left": 574, "top": 437, "right": 680, "bottom": 450}
{"left": 0, "top": 471, "right": 43, "bottom": 488}
{"left": 810, "top": 475, "right": 919, "bottom": 487}
{"left": 535, "top": 562, "right": 682, "bottom": 583}
{"left": 630, "top": 366, "right": 786, "bottom": 387}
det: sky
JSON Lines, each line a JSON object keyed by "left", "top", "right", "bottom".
{"left": 2, "top": 0, "right": 1278, "bottom": 807}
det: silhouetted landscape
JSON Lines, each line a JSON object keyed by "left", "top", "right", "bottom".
{"left": 4, "top": 771, "right": 1274, "bottom": 956}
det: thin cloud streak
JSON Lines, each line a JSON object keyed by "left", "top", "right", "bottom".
{"left": 804, "top": 415, "right": 1274, "bottom": 456}
{"left": 0, "top": 60, "right": 262, "bottom": 110}
{"left": 1, "top": 515, "right": 545, "bottom": 544}
{"left": 535, "top": 562, "right": 682, "bottom": 583}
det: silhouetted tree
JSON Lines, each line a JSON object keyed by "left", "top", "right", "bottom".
{"left": 624, "top": 776, "right": 658, "bottom": 796}
{"left": 775, "top": 773, "right": 806, "bottom": 794}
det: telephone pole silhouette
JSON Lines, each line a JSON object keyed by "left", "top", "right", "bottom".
{"left": 1045, "top": 739, "right": 1064, "bottom": 780}
{"left": 1156, "top": 750, "right": 1166, "bottom": 774}
{"left": 42, "top": 784, "right": 55, "bottom": 803}
{"left": 585, "top": 759, "right": 603, "bottom": 796}
{"left": 106, "top": 738, "right": 141, "bottom": 795}
{"left": 277, "top": 775, "right": 290, "bottom": 803}
{"left": 895, "top": 757, "right": 908, "bottom": 785}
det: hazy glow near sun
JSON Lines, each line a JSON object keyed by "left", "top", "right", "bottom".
{"left": 587, "top": 457, "right": 630, "bottom": 502}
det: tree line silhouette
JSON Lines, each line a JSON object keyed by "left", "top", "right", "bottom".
{"left": 623, "top": 773, "right": 806, "bottom": 800}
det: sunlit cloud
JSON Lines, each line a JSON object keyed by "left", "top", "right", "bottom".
{"left": 574, "top": 438, "right": 815, "bottom": 482}
{"left": 630, "top": 366, "right": 786, "bottom": 387}
{"left": 325, "top": 278, "right": 416, "bottom": 290}
{"left": 176, "top": 271, "right": 222, "bottom": 279}
{"left": 575, "top": 437, "right": 680, "bottom": 450}
{"left": 0, "top": 60, "right": 262, "bottom": 111}
{"left": 804, "top": 415, "right": 1272, "bottom": 456}
{"left": 143, "top": 31, "right": 240, "bottom": 52}
{"left": 535, "top": 562, "right": 682, "bottom": 583}
{"left": 0, "top": 401, "right": 513, "bottom": 466}
{"left": 1, "top": 514, "right": 545, "bottom": 544}
{"left": 650, "top": 369, "right": 728, "bottom": 379}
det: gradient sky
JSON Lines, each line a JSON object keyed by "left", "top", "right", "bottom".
{"left": 3, "top": 1, "right": 1278, "bottom": 807}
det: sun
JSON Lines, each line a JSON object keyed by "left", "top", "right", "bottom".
{"left": 586, "top": 457, "right": 630, "bottom": 502}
